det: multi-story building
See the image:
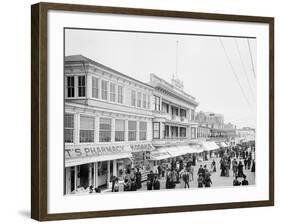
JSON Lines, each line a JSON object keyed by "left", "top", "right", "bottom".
{"left": 149, "top": 74, "right": 199, "bottom": 146}
{"left": 63, "top": 55, "right": 220, "bottom": 194}
{"left": 237, "top": 127, "right": 255, "bottom": 141}
{"left": 195, "top": 111, "right": 225, "bottom": 138}
{"left": 64, "top": 55, "right": 155, "bottom": 194}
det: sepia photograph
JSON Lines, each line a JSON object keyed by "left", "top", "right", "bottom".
{"left": 63, "top": 28, "right": 256, "bottom": 195}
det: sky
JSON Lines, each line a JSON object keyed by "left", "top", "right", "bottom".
{"left": 65, "top": 29, "right": 257, "bottom": 129}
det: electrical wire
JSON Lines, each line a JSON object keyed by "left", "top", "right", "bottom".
{"left": 247, "top": 39, "right": 256, "bottom": 79}
{"left": 219, "top": 37, "right": 253, "bottom": 111}
{"left": 234, "top": 39, "right": 256, "bottom": 101}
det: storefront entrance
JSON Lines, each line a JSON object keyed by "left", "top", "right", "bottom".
{"left": 70, "top": 167, "right": 75, "bottom": 192}
{"left": 79, "top": 164, "right": 89, "bottom": 189}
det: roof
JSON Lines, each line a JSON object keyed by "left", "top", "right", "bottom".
{"left": 65, "top": 55, "right": 154, "bottom": 90}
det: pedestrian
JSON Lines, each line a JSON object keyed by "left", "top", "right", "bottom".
{"left": 232, "top": 159, "right": 238, "bottom": 177}
{"left": 204, "top": 172, "right": 212, "bottom": 187}
{"left": 192, "top": 154, "right": 196, "bottom": 166}
{"left": 203, "top": 165, "right": 208, "bottom": 179}
{"left": 147, "top": 178, "right": 153, "bottom": 190}
{"left": 157, "top": 164, "right": 162, "bottom": 178}
{"left": 153, "top": 176, "right": 160, "bottom": 190}
{"left": 251, "top": 159, "right": 255, "bottom": 172}
{"left": 247, "top": 157, "right": 252, "bottom": 170}
{"left": 233, "top": 176, "right": 241, "bottom": 186}
{"left": 197, "top": 174, "right": 204, "bottom": 188}
{"left": 241, "top": 176, "right": 249, "bottom": 186}
{"left": 135, "top": 168, "right": 142, "bottom": 189}
{"left": 110, "top": 175, "right": 118, "bottom": 192}
{"left": 166, "top": 169, "right": 172, "bottom": 189}
{"left": 220, "top": 159, "right": 226, "bottom": 176}
{"left": 124, "top": 179, "right": 130, "bottom": 191}
{"left": 130, "top": 178, "right": 137, "bottom": 191}
{"left": 238, "top": 161, "right": 245, "bottom": 178}
{"left": 181, "top": 168, "right": 190, "bottom": 189}
{"left": 211, "top": 159, "right": 216, "bottom": 172}
{"left": 244, "top": 157, "right": 248, "bottom": 170}
{"left": 225, "top": 160, "right": 230, "bottom": 177}
{"left": 198, "top": 165, "right": 205, "bottom": 177}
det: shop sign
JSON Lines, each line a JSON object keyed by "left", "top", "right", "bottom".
{"left": 65, "top": 144, "right": 130, "bottom": 159}
{"left": 129, "top": 143, "right": 154, "bottom": 152}
{"left": 65, "top": 143, "right": 154, "bottom": 159}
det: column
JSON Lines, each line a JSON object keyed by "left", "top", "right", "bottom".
{"left": 74, "top": 166, "right": 78, "bottom": 192}
{"left": 111, "top": 118, "right": 115, "bottom": 142}
{"left": 74, "top": 113, "right": 80, "bottom": 144}
{"left": 136, "top": 120, "right": 140, "bottom": 141}
{"left": 95, "top": 116, "right": 100, "bottom": 143}
{"left": 177, "top": 126, "right": 179, "bottom": 138}
{"left": 88, "top": 163, "right": 92, "bottom": 187}
{"left": 113, "top": 160, "right": 117, "bottom": 177}
{"left": 65, "top": 167, "right": 70, "bottom": 194}
{"left": 87, "top": 74, "right": 92, "bottom": 98}
{"left": 169, "top": 126, "right": 172, "bottom": 138}
{"left": 125, "top": 119, "right": 128, "bottom": 141}
{"left": 107, "top": 160, "right": 111, "bottom": 188}
{"left": 94, "top": 163, "right": 98, "bottom": 188}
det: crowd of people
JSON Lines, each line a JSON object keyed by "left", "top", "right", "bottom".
{"left": 90, "top": 143, "right": 255, "bottom": 193}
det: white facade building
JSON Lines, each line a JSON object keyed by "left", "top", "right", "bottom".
{"left": 64, "top": 55, "right": 217, "bottom": 194}
{"left": 64, "top": 55, "right": 154, "bottom": 194}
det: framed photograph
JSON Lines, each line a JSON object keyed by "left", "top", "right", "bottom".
{"left": 31, "top": 2, "right": 274, "bottom": 221}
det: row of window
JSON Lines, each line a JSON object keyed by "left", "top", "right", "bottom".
{"left": 131, "top": 90, "right": 151, "bottom": 109}
{"left": 66, "top": 75, "right": 124, "bottom": 104}
{"left": 67, "top": 76, "right": 86, "bottom": 98}
{"left": 66, "top": 76, "right": 195, "bottom": 117}
{"left": 64, "top": 114, "right": 147, "bottom": 143}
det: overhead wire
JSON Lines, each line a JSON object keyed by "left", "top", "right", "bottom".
{"left": 234, "top": 39, "right": 256, "bottom": 102}
{"left": 218, "top": 37, "right": 253, "bottom": 111}
{"left": 247, "top": 38, "right": 256, "bottom": 79}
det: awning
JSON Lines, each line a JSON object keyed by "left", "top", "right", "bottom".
{"left": 201, "top": 141, "right": 219, "bottom": 151}
{"left": 224, "top": 142, "right": 230, "bottom": 147}
{"left": 65, "top": 152, "right": 132, "bottom": 167}
{"left": 150, "top": 148, "right": 171, "bottom": 160}
{"left": 219, "top": 142, "right": 227, "bottom": 147}
{"left": 150, "top": 144, "right": 203, "bottom": 160}
{"left": 166, "top": 146, "right": 191, "bottom": 158}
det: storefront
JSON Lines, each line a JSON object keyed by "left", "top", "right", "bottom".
{"left": 64, "top": 142, "right": 154, "bottom": 194}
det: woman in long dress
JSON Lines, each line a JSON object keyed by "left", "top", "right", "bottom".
{"left": 237, "top": 161, "right": 245, "bottom": 178}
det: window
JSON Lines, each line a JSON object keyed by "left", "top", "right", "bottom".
{"left": 191, "top": 109, "right": 195, "bottom": 121}
{"left": 92, "top": 77, "right": 99, "bottom": 98}
{"left": 154, "top": 96, "right": 160, "bottom": 111}
{"left": 101, "top": 80, "right": 108, "bottom": 100}
{"left": 99, "top": 118, "right": 111, "bottom": 142}
{"left": 164, "top": 125, "right": 169, "bottom": 138}
{"left": 191, "top": 127, "right": 196, "bottom": 139}
{"left": 162, "top": 103, "right": 169, "bottom": 113}
{"left": 137, "top": 92, "right": 141, "bottom": 107}
{"left": 64, "top": 114, "right": 74, "bottom": 143}
{"left": 80, "top": 116, "right": 95, "bottom": 142}
{"left": 131, "top": 90, "right": 136, "bottom": 107}
{"left": 115, "top": 119, "right": 125, "bottom": 141}
{"left": 180, "top": 127, "right": 186, "bottom": 137}
{"left": 142, "top": 94, "right": 147, "bottom": 108}
{"left": 147, "top": 95, "right": 151, "bottom": 109}
{"left": 128, "top": 121, "right": 137, "bottom": 141}
{"left": 139, "top": 122, "right": 147, "bottom": 140}
{"left": 110, "top": 83, "right": 116, "bottom": 102}
{"left": 117, "top": 85, "right": 123, "bottom": 104}
{"left": 153, "top": 122, "right": 160, "bottom": 139}
{"left": 66, "top": 76, "right": 75, "bottom": 97}
{"left": 78, "top": 76, "right": 86, "bottom": 97}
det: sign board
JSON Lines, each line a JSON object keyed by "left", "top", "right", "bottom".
{"left": 65, "top": 142, "right": 155, "bottom": 159}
